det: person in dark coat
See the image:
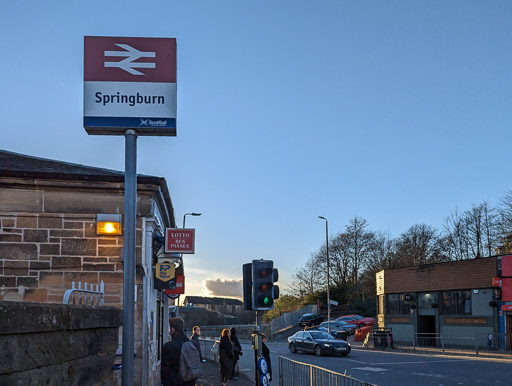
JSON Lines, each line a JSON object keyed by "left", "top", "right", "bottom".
{"left": 230, "top": 327, "right": 242, "bottom": 380}
{"left": 219, "top": 328, "right": 234, "bottom": 386}
{"left": 190, "top": 325, "right": 203, "bottom": 361}
{"left": 262, "top": 334, "right": 272, "bottom": 383}
{"left": 161, "top": 317, "right": 195, "bottom": 386}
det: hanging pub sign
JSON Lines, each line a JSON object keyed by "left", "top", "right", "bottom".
{"left": 165, "top": 274, "right": 185, "bottom": 295}
{"left": 154, "top": 262, "right": 176, "bottom": 289}
{"left": 165, "top": 228, "right": 195, "bottom": 254}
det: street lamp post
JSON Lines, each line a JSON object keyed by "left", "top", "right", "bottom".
{"left": 183, "top": 212, "right": 201, "bottom": 228}
{"left": 318, "top": 216, "right": 330, "bottom": 335}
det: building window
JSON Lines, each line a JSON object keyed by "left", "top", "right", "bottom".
{"left": 387, "top": 293, "right": 411, "bottom": 315}
{"left": 441, "top": 290, "right": 471, "bottom": 315}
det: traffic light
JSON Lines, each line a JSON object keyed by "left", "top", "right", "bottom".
{"left": 242, "top": 263, "right": 253, "bottom": 310}
{"left": 252, "top": 260, "right": 279, "bottom": 310}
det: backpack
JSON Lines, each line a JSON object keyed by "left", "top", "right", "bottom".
{"left": 178, "top": 341, "right": 203, "bottom": 382}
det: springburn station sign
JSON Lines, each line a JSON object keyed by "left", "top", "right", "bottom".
{"left": 83, "top": 36, "right": 177, "bottom": 136}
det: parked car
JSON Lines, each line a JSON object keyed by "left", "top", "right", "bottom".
{"left": 336, "top": 314, "right": 375, "bottom": 328}
{"left": 298, "top": 313, "right": 324, "bottom": 327}
{"left": 288, "top": 330, "right": 351, "bottom": 357}
{"left": 319, "top": 320, "right": 357, "bottom": 335}
{"left": 304, "top": 325, "right": 336, "bottom": 338}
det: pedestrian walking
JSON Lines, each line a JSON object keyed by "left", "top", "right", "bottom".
{"left": 262, "top": 334, "right": 272, "bottom": 383}
{"left": 219, "top": 328, "right": 234, "bottom": 386}
{"left": 161, "top": 317, "right": 195, "bottom": 386}
{"left": 230, "top": 327, "right": 242, "bottom": 380}
{"left": 191, "top": 326, "right": 203, "bottom": 361}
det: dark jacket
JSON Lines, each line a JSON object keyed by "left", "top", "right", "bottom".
{"left": 219, "top": 335, "right": 234, "bottom": 378}
{"left": 161, "top": 333, "right": 195, "bottom": 386}
{"left": 231, "top": 331, "right": 242, "bottom": 361}
{"left": 191, "top": 333, "right": 203, "bottom": 361}
{"left": 262, "top": 342, "right": 272, "bottom": 382}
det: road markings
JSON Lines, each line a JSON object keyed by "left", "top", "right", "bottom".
{"left": 372, "top": 359, "right": 466, "bottom": 365}
{"left": 411, "top": 371, "right": 444, "bottom": 378}
{"left": 352, "top": 367, "right": 388, "bottom": 372}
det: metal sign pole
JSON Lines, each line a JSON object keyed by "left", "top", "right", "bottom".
{"left": 122, "top": 129, "right": 137, "bottom": 386}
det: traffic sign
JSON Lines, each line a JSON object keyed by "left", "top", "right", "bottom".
{"left": 165, "top": 228, "right": 195, "bottom": 254}
{"left": 84, "top": 36, "right": 177, "bottom": 136}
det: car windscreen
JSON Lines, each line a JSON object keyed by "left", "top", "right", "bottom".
{"left": 309, "top": 332, "right": 330, "bottom": 340}
{"left": 351, "top": 315, "right": 363, "bottom": 320}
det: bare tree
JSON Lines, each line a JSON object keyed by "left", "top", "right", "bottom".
{"left": 395, "top": 224, "right": 443, "bottom": 265}
{"left": 443, "top": 208, "right": 471, "bottom": 261}
{"left": 498, "top": 191, "right": 512, "bottom": 238}
{"left": 290, "top": 254, "right": 324, "bottom": 298}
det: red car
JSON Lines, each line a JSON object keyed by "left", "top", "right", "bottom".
{"left": 336, "top": 314, "right": 375, "bottom": 328}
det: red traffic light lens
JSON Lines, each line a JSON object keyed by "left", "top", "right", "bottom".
{"left": 260, "top": 268, "right": 273, "bottom": 278}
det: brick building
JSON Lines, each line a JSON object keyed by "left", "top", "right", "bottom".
{"left": 0, "top": 150, "right": 176, "bottom": 385}
{"left": 375, "top": 257, "right": 510, "bottom": 348}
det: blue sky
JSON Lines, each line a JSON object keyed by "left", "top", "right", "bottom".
{"left": 2, "top": 1, "right": 511, "bottom": 298}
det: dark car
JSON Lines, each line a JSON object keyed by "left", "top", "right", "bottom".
{"left": 298, "top": 313, "right": 324, "bottom": 327}
{"left": 288, "top": 330, "right": 351, "bottom": 357}
{"left": 304, "top": 325, "right": 336, "bottom": 338}
{"left": 319, "top": 320, "right": 357, "bottom": 335}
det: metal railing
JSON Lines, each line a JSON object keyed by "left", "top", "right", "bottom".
{"left": 279, "top": 356, "right": 373, "bottom": 386}
{"left": 62, "top": 281, "right": 104, "bottom": 306}
{"left": 365, "top": 331, "right": 512, "bottom": 356}
{"left": 271, "top": 305, "right": 316, "bottom": 337}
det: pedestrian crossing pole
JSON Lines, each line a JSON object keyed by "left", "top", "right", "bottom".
{"left": 253, "top": 310, "right": 263, "bottom": 386}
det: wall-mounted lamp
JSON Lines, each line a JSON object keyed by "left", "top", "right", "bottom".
{"left": 97, "top": 214, "right": 122, "bottom": 235}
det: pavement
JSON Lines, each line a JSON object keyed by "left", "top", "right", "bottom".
{"left": 196, "top": 359, "right": 255, "bottom": 386}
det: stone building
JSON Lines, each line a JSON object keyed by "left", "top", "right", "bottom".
{"left": 0, "top": 149, "right": 176, "bottom": 385}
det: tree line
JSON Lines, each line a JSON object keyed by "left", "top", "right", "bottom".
{"left": 287, "top": 191, "right": 512, "bottom": 315}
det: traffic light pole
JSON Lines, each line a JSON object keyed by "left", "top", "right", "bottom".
{"left": 254, "top": 310, "right": 263, "bottom": 386}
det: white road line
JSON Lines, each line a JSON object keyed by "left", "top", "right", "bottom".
{"left": 346, "top": 359, "right": 369, "bottom": 364}
{"left": 372, "top": 359, "right": 467, "bottom": 365}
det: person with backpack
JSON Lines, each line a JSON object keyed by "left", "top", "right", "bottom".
{"left": 219, "top": 328, "right": 234, "bottom": 386}
{"left": 161, "top": 317, "right": 196, "bottom": 386}
{"left": 190, "top": 326, "right": 203, "bottom": 362}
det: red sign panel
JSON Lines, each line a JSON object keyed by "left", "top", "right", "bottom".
{"left": 502, "top": 278, "right": 512, "bottom": 302}
{"left": 165, "top": 275, "right": 185, "bottom": 295}
{"left": 165, "top": 228, "right": 195, "bottom": 254}
{"left": 492, "top": 277, "right": 501, "bottom": 287}
{"left": 502, "top": 255, "right": 512, "bottom": 277}
{"left": 84, "top": 36, "right": 176, "bottom": 83}
{"left": 501, "top": 304, "right": 512, "bottom": 312}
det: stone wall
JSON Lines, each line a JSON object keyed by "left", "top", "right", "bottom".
{"left": 0, "top": 212, "right": 144, "bottom": 307}
{"left": 0, "top": 301, "right": 122, "bottom": 385}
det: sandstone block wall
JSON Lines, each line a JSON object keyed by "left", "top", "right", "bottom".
{"left": 0, "top": 301, "right": 122, "bottom": 385}
{"left": 0, "top": 213, "right": 142, "bottom": 307}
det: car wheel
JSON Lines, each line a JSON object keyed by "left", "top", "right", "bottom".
{"left": 289, "top": 343, "right": 297, "bottom": 353}
{"left": 314, "top": 345, "right": 322, "bottom": 357}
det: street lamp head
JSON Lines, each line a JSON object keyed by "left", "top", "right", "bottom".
{"left": 191, "top": 213, "right": 201, "bottom": 216}
{"left": 318, "top": 216, "right": 326, "bottom": 220}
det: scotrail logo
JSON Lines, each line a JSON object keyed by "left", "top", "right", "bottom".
{"left": 140, "top": 119, "right": 168, "bottom": 127}
{"left": 104, "top": 44, "right": 156, "bottom": 75}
